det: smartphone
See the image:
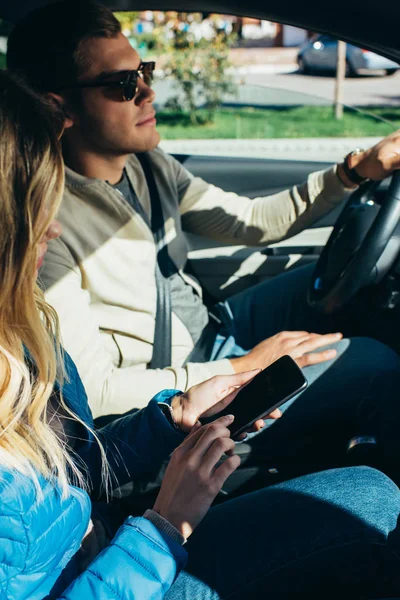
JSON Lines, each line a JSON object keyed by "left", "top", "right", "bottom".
{"left": 221, "top": 355, "right": 308, "bottom": 437}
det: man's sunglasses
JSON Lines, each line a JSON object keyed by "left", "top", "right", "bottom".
{"left": 59, "top": 62, "right": 156, "bottom": 101}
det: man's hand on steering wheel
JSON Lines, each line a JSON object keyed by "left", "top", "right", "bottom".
{"left": 310, "top": 133, "right": 400, "bottom": 314}
{"left": 338, "top": 131, "right": 400, "bottom": 185}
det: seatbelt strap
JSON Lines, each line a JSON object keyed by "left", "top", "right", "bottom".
{"left": 183, "top": 312, "right": 220, "bottom": 365}
{"left": 136, "top": 153, "right": 172, "bottom": 369}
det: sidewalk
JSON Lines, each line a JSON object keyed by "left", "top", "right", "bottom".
{"left": 160, "top": 137, "right": 381, "bottom": 163}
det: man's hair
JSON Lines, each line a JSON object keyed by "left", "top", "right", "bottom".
{"left": 7, "top": 1, "right": 121, "bottom": 93}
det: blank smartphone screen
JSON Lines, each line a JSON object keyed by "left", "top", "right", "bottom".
{"left": 220, "top": 355, "right": 307, "bottom": 435}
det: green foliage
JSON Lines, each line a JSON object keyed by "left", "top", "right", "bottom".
{"left": 114, "top": 11, "right": 236, "bottom": 124}
{"left": 114, "top": 12, "right": 139, "bottom": 32}
{"left": 0, "top": 54, "right": 5, "bottom": 70}
{"left": 134, "top": 32, "right": 159, "bottom": 52}
{"left": 161, "top": 15, "right": 237, "bottom": 124}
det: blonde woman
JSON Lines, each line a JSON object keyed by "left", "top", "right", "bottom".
{"left": 1, "top": 70, "right": 400, "bottom": 600}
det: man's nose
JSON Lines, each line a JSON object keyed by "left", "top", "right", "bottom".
{"left": 135, "top": 78, "right": 156, "bottom": 106}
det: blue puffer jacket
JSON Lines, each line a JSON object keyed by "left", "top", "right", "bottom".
{"left": 0, "top": 353, "right": 188, "bottom": 599}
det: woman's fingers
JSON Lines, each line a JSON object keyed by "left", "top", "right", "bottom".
{"left": 200, "top": 370, "right": 261, "bottom": 418}
{"left": 215, "top": 369, "right": 261, "bottom": 399}
{"left": 201, "top": 435, "right": 236, "bottom": 473}
{"left": 266, "top": 408, "right": 282, "bottom": 420}
{"left": 189, "top": 416, "right": 234, "bottom": 459}
{"left": 177, "top": 420, "right": 207, "bottom": 451}
{"left": 213, "top": 454, "right": 241, "bottom": 489}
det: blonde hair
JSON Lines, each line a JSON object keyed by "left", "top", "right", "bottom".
{"left": 0, "top": 71, "right": 107, "bottom": 497}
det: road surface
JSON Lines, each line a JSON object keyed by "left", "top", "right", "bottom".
{"left": 244, "top": 67, "right": 400, "bottom": 107}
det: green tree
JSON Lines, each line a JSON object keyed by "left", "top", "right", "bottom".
{"left": 163, "top": 15, "right": 236, "bottom": 124}
{"left": 113, "top": 11, "right": 236, "bottom": 124}
{"left": 114, "top": 12, "right": 139, "bottom": 33}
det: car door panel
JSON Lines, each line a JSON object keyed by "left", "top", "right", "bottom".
{"left": 176, "top": 155, "right": 340, "bottom": 299}
{"left": 179, "top": 155, "right": 333, "bottom": 205}
{"left": 186, "top": 227, "right": 331, "bottom": 300}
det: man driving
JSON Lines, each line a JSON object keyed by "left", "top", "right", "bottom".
{"left": 7, "top": 3, "right": 400, "bottom": 484}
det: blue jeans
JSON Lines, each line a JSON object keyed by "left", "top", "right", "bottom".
{"left": 209, "top": 264, "right": 400, "bottom": 481}
{"left": 165, "top": 466, "right": 400, "bottom": 599}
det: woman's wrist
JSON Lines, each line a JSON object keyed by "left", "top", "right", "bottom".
{"left": 157, "top": 390, "right": 194, "bottom": 433}
{"left": 171, "top": 392, "right": 197, "bottom": 433}
{"left": 170, "top": 393, "right": 184, "bottom": 427}
{"left": 158, "top": 393, "right": 196, "bottom": 433}
{"left": 143, "top": 509, "right": 186, "bottom": 545}
{"left": 158, "top": 392, "right": 198, "bottom": 433}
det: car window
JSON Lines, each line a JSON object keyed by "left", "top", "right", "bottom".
{"left": 120, "top": 12, "right": 398, "bottom": 163}
{"left": 2, "top": 13, "right": 399, "bottom": 164}
{"left": 319, "top": 35, "right": 334, "bottom": 43}
{"left": 0, "top": 19, "right": 9, "bottom": 69}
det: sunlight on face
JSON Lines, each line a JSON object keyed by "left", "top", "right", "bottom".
{"left": 67, "top": 34, "right": 160, "bottom": 155}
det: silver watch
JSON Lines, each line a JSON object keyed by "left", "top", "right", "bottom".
{"left": 158, "top": 401, "right": 180, "bottom": 430}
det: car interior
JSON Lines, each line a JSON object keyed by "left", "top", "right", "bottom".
{"left": 3, "top": 0, "right": 400, "bottom": 358}
{"left": 2, "top": 0, "right": 400, "bottom": 595}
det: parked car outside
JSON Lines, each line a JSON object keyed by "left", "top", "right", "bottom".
{"left": 298, "top": 34, "right": 400, "bottom": 76}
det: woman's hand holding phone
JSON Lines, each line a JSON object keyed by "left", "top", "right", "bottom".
{"left": 171, "top": 370, "right": 280, "bottom": 434}
{"left": 153, "top": 415, "right": 240, "bottom": 540}
{"left": 153, "top": 369, "right": 286, "bottom": 539}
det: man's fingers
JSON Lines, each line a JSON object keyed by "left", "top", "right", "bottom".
{"left": 296, "top": 348, "right": 337, "bottom": 368}
{"left": 296, "top": 332, "right": 342, "bottom": 356}
{"left": 244, "top": 410, "right": 280, "bottom": 435}
{"left": 279, "top": 330, "right": 310, "bottom": 338}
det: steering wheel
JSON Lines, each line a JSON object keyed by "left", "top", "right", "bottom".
{"left": 308, "top": 171, "right": 400, "bottom": 314}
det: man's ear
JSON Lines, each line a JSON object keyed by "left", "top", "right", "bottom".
{"left": 47, "top": 92, "right": 75, "bottom": 130}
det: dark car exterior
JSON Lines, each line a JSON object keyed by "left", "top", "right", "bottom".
{"left": 298, "top": 34, "right": 400, "bottom": 76}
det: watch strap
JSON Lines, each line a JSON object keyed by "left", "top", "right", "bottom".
{"left": 342, "top": 150, "right": 368, "bottom": 185}
{"left": 158, "top": 401, "right": 180, "bottom": 430}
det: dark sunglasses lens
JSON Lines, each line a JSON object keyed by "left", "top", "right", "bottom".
{"left": 123, "top": 73, "right": 138, "bottom": 101}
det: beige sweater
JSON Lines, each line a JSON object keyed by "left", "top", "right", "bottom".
{"left": 40, "top": 147, "right": 349, "bottom": 417}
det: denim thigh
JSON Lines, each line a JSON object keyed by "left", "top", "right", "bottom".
{"left": 165, "top": 467, "right": 400, "bottom": 600}
{"left": 225, "top": 263, "right": 350, "bottom": 350}
{"left": 242, "top": 337, "right": 400, "bottom": 479}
